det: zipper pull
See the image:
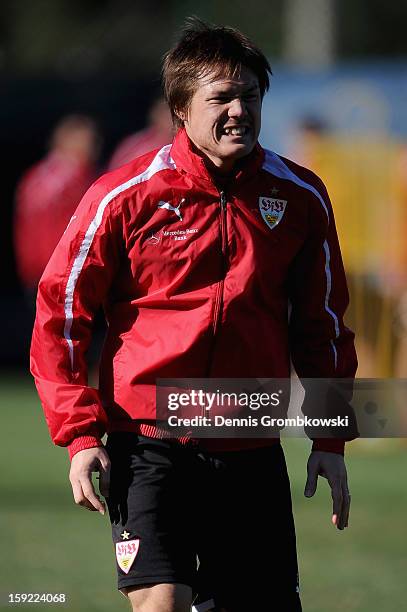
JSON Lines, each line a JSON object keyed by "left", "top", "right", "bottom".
{"left": 220, "top": 191, "right": 227, "bottom": 210}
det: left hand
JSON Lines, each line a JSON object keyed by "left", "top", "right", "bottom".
{"left": 304, "top": 451, "right": 350, "bottom": 530}
{"left": 69, "top": 447, "right": 111, "bottom": 515}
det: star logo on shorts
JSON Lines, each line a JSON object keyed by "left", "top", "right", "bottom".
{"left": 271, "top": 186, "right": 279, "bottom": 195}
{"left": 121, "top": 530, "right": 130, "bottom": 540}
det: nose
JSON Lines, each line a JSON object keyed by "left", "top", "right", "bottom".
{"left": 228, "top": 97, "right": 247, "bottom": 119}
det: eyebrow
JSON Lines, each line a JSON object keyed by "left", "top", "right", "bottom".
{"left": 208, "top": 84, "right": 260, "bottom": 97}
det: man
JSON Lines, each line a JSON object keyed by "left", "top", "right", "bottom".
{"left": 31, "top": 18, "right": 357, "bottom": 612}
{"left": 14, "top": 115, "right": 99, "bottom": 304}
{"left": 108, "top": 97, "right": 173, "bottom": 171}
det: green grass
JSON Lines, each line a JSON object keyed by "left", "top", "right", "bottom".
{"left": 1, "top": 374, "right": 406, "bottom": 611}
{"left": 286, "top": 440, "right": 407, "bottom": 612}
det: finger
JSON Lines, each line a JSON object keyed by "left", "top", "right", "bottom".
{"left": 344, "top": 477, "right": 351, "bottom": 528}
{"left": 344, "top": 494, "right": 351, "bottom": 528}
{"left": 304, "top": 458, "right": 318, "bottom": 497}
{"left": 81, "top": 497, "right": 101, "bottom": 512}
{"left": 330, "top": 479, "right": 343, "bottom": 527}
{"left": 99, "top": 460, "right": 111, "bottom": 499}
{"left": 338, "top": 485, "right": 351, "bottom": 530}
{"left": 70, "top": 476, "right": 85, "bottom": 505}
{"left": 70, "top": 477, "right": 99, "bottom": 511}
{"left": 81, "top": 477, "right": 106, "bottom": 515}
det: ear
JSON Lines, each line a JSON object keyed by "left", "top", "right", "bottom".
{"left": 175, "top": 108, "right": 187, "bottom": 124}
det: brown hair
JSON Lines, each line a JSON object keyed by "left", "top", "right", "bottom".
{"left": 162, "top": 17, "right": 272, "bottom": 128}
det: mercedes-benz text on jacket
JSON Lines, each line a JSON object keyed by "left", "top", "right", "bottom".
{"left": 31, "top": 128, "right": 358, "bottom": 459}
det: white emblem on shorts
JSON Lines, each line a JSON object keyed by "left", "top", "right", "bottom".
{"left": 116, "top": 539, "right": 140, "bottom": 574}
{"left": 258, "top": 196, "right": 287, "bottom": 230}
{"left": 121, "top": 530, "right": 130, "bottom": 540}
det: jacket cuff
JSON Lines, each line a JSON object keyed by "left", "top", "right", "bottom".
{"left": 312, "top": 438, "right": 345, "bottom": 455}
{"left": 68, "top": 435, "right": 103, "bottom": 461}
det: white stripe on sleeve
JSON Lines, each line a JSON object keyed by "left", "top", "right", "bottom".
{"left": 263, "top": 150, "right": 339, "bottom": 369}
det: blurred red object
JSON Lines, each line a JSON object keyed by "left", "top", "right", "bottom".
{"left": 108, "top": 98, "right": 173, "bottom": 170}
{"left": 14, "top": 115, "right": 100, "bottom": 292}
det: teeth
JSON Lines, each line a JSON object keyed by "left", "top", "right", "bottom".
{"left": 224, "top": 127, "right": 247, "bottom": 136}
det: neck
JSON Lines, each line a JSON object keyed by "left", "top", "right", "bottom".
{"left": 187, "top": 139, "right": 236, "bottom": 176}
{"left": 204, "top": 155, "right": 236, "bottom": 177}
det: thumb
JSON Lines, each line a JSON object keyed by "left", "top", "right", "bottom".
{"left": 304, "top": 459, "right": 318, "bottom": 498}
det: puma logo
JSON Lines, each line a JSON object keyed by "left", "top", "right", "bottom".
{"left": 157, "top": 199, "right": 185, "bottom": 222}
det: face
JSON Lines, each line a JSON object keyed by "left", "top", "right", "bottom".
{"left": 179, "top": 66, "right": 262, "bottom": 174}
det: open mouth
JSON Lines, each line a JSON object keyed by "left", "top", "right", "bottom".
{"left": 222, "top": 126, "right": 249, "bottom": 137}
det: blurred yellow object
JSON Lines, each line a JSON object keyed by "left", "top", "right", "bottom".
{"left": 295, "top": 135, "right": 407, "bottom": 377}
{"left": 309, "top": 136, "right": 406, "bottom": 283}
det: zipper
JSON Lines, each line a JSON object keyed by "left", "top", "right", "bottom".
{"left": 202, "top": 190, "right": 228, "bottom": 420}
{"left": 212, "top": 190, "right": 228, "bottom": 336}
{"left": 202, "top": 191, "right": 228, "bottom": 416}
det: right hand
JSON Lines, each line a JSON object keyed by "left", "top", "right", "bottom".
{"left": 69, "top": 446, "right": 111, "bottom": 515}
{"left": 304, "top": 450, "right": 350, "bottom": 530}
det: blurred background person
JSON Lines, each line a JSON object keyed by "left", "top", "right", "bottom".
{"left": 108, "top": 97, "right": 173, "bottom": 170}
{"left": 285, "top": 115, "right": 330, "bottom": 169}
{"left": 13, "top": 114, "right": 101, "bottom": 306}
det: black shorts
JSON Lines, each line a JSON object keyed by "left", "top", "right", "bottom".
{"left": 106, "top": 433, "right": 301, "bottom": 611}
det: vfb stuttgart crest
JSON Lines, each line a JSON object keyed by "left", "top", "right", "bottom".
{"left": 259, "top": 196, "right": 287, "bottom": 230}
{"left": 116, "top": 539, "right": 140, "bottom": 574}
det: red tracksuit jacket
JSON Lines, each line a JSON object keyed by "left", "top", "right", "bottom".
{"left": 30, "top": 128, "right": 357, "bottom": 458}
